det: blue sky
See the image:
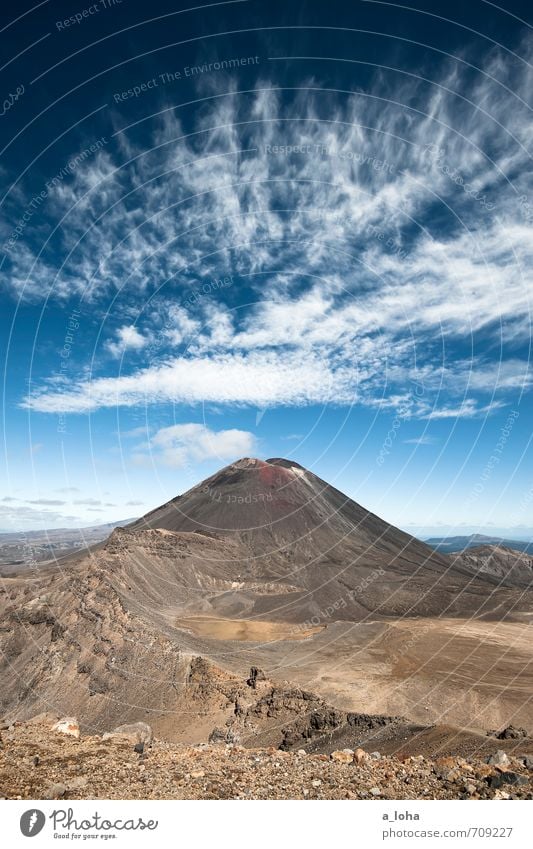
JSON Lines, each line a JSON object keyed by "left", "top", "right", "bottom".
{"left": 1, "top": 0, "right": 532, "bottom": 536}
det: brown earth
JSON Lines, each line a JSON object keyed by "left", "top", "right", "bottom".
{"left": 2, "top": 456, "right": 533, "bottom": 788}
{"left": 1, "top": 716, "right": 533, "bottom": 800}
{"left": 175, "top": 615, "right": 324, "bottom": 641}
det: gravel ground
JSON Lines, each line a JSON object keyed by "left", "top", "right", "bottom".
{"left": 1, "top": 719, "right": 533, "bottom": 800}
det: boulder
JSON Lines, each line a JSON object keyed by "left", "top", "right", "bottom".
{"left": 246, "top": 667, "right": 266, "bottom": 689}
{"left": 474, "top": 764, "right": 495, "bottom": 779}
{"left": 208, "top": 728, "right": 227, "bottom": 744}
{"left": 51, "top": 718, "right": 80, "bottom": 740}
{"left": 44, "top": 782, "right": 67, "bottom": 799}
{"left": 208, "top": 727, "right": 240, "bottom": 745}
{"left": 486, "top": 750, "right": 510, "bottom": 767}
{"left": 330, "top": 750, "right": 353, "bottom": 764}
{"left": 103, "top": 722, "right": 152, "bottom": 746}
{"left": 495, "top": 725, "right": 528, "bottom": 740}
{"left": 434, "top": 756, "right": 458, "bottom": 777}
{"left": 488, "top": 771, "right": 529, "bottom": 789}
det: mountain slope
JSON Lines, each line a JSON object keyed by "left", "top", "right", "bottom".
{"left": 2, "top": 457, "right": 533, "bottom": 741}
{"left": 450, "top": 545, "right": 533, "bottom": 587}
{"left": 123, "top": 457, "right": 510, "bottom": 622}
{"left": 132, "top": 457, "right": 435, "bottom": 559}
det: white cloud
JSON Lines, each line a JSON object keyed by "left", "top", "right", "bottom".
{"left": 118, "top": 425, "right": 152, "bottom": 438}
{"left": 0, "top": 504, "right": 80, "bottom": 529}
{"left": 106, "top": 325, "right": 149, "bottom": 358}
{"left": 26, "top": 498, "right": 66, "bottom": 506}
{"left": 161, "top": 306, "right": 201, "bottom": 346}
{"left": 5, "top": 41, "right": 533, "bottom": 321}
{"left": 132, "top": 422, "right": 257, "bottom": 468}
{"left": 23, "top": 318, "right": 530, "bottom": 416}
{"left": 73, "top": 498, "right": 105, "bottom": 506}
{"left": 24, "top": 350, "right": 358, "bottom": 412}
{"left": 5, "top": 35, "right": 533, "bottom": 419}
{"left": 423, "top": 400, "right": 505, "bottom": 420}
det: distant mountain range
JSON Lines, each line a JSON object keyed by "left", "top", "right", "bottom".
{"left": 0, "top": 519, "right": 136, "bottom": 571}
{"left": 425, "top": 533, "right": 533, "bottom": 555}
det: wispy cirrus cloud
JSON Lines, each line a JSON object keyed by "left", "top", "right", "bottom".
{"left": 26, "top": 498, "right": 66, "bottom": 506}
{"left": 403, "top": 436, "right": 439, "bottom": 446}
{"left": 423, "top": 400, "right": 506, "bottom": 420}
{"left": 22, "top": 315, "right": 531, "bottom": 416}
{"left": 5, "top": 34, "right": 533, "bottom": 419}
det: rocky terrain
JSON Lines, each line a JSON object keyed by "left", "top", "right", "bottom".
{"left": 2, "top": 715, "right": 533, "bottom": 800}
{"left": 2, "top": 457, "right": 533, "bottom": 798}
{"left": 450, "top": 544, "right": 533, "bottom": 587}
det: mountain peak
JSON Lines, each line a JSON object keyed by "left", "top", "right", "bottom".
{"left": 266, "top": 458, "right": 306, "bottom": 470}
{"left": 229, "top": 457, "right": 305, "bottom": 471}
{"left": 203, "top": 456, "right": 309, "bottom": 493}
{"left": 128, "top": 456, "right": 441, "bottom": 571}
{"left": 230, "top": 457, "right": 268, "bottom": 469}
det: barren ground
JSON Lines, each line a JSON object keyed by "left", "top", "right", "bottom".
{"left": 208, "top": 616, "right": 533, "bottom": 735}
{"left": 175, "top": 615, "right": 324, "bottom": 641}
{"left": 2, "top": 718, "right": 533, "bottom": 800}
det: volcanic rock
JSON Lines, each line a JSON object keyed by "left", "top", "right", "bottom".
{"left": 51, "top": 718, "right": 80, "bottom": 740}
{"left": 103, "top": 722, "right": 153, "bottom": 746}
{"left": 494, "top": 725, "right": 528, "bottom": 740}
{"left": 487, "top": 751, "right": 510, "bottom": 767}
{"left": 330, "top": 750, "right": 353, "bottom": 763}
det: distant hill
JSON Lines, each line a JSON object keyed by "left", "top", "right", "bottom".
{"left": 425, "top": 533, "right": 533, "bottom": 555}
{"left": 450, "top": 544, "right": 533, "bottom": 587}
{"left": 0, "top": 518, "right": 137, "bottom": 571}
